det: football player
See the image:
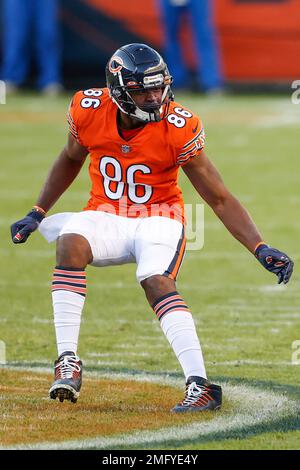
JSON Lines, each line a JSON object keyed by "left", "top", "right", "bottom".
{"left": 11, "top": 44, "right": 293, "bottom": 411}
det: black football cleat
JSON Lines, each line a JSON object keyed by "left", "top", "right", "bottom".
{"left": 49, "top": 351, "right": 82, "bottom": 403}
{"left": 172, "top": 376, "right": 222, "bottom": 413}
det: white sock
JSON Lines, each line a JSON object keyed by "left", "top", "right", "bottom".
{"left": 52, "top": 290, "right": 85, "bottom": 356}
{"left": 152, "top": 292, "right": 207, "bottom": 380}
{"left": 160, "top": 310, "right": 207, "bottom": 380}
{"left": 52, "top": 266, "right": 86, "bottom": 356}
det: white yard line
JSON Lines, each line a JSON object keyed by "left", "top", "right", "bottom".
{"left": 1, "top": 365, "right": 299, "bottom": 450}
{"left": 87, "top": 352, "right": 151, "bottom": 358}
{"left": 205, "top": 360, "right": 295, "bottom": 366}
{"left": 258, "top": 285, "right": 291, "bottom": 294}
{"left": 253, "top": 114, "right": 300, "bottom": 128}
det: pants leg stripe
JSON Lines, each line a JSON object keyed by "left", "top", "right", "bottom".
{"left": 163, "top": 225, "right": 186, "bottom": 280}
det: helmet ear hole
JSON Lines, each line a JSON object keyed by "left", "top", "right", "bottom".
{"left": 105, "top": 43, "right": 173, "bottom": 123}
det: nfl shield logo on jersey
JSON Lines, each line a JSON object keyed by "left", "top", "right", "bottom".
{"left": 121, "top": 145, "right": 131, "bottom": 153}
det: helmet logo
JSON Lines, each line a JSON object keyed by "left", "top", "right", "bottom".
{"left": 109, "top": 56, "right": 124, "bottom": 73}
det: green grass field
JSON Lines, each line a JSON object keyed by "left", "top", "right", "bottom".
{"left": 0, "top": 90, "right": 299, "bottom": 450}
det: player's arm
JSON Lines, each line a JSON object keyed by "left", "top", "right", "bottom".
{"left": 182, "top": 151, "right": 294, "bottom": 284}
{"left": 35, "top": 133, "right": 88, "bottom": 213}
{"left": 11, "top": 134, "right": 88, "bottom": 244}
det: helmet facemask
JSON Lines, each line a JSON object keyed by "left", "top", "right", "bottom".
{"left": 106, "top": 44, "right": 174, "bottom": 123}
{"left": 111, "top": 73, "right": 173, "bottom": 123}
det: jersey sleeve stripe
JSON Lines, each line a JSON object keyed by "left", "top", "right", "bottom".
{"left": 178, "top": 143, "right": 200, "bottom": 159}
{"left": 67, "top": 112, "right": 77, "bottom": 131}
{"left": 177, "top": 151, "right": 201, "bottom": 165}
{"left": 67, "top": 112, "right": 80, "bottom": 140}
{"left": 182, "top": 128, "right": 204, "bottom": 149}
{"left": 67, "top": 111, "right": 76, "bottom": 125}
{"left": 177, "top": 127, "right": 205, "bottom": 165}
{"left": 68, "top": 127, "right": 79, "bottom": 139}
{"left": 69, "top": 129, "right": 79, "bottom": 141}
{"left": 177, "top": 143, "right": 204, "bottom": 164}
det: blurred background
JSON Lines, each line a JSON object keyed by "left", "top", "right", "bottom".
{"left": 1, "top": 0, "right": 300, "bottom": 93}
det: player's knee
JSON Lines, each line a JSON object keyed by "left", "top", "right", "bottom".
{"left": 56, "top": 234, "right": 93, "bottom": 268}
{"left": 141, "top": 274, "right": 176, "bottom": 305}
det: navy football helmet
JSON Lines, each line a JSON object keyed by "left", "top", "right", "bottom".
{"left": 106, "top": 43, "right": 174, "bottom": 123}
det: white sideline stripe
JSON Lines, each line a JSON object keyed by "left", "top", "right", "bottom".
{"left": 2, "top": 277, "right": 299, "bottom": 297}
{"left": 206, "top": 360, "right": 295, "bottom": 366}
{"left": 1, "top": 365, "right": 299, "bottom": 450}
{"left": 5, "top": 358, "right": 296, "bottom": 368}
{"left": 276, "top": 313, "right": 300, "bottom": 318}
{"left": 85, "top": 360, "right": 128, "bottom": 366}
{"left": 253, "top": 114, "right": 300, "bottom": 128}
{"left": 218, "top": 321, "right": 294, "bottom": 327}
{"left": 0, "top": 250, "right": 54, "bottom": 259}
{"left": 87, "top": 352, "right": 151, "bottom": 358}
{"left": 32, "top": 317, "right": 52, "bottom": 324}
{"left": 259, "top": 285, "right": 290, "bottom": 293}
{"left": 6, "top": 245, "right": 300, "bottom": 263}
{"left": 213, "top": 305, "right": 300, "bottom": 312}
{"left": 0, "top": 190, "right": 89, "bottom": 199}
{"left": 194, "top": 320, "right": 295, "bottom": 327}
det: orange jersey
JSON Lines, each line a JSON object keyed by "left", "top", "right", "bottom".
{"left": 67, "top": 88, "right": 205, "bottom": 222}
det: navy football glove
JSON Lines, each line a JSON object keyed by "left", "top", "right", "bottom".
{"left": 11, "top": 209, "right": 45, "bottom": 244}
{"left": 255, "top": 244, "right": 294, "bottom": 284}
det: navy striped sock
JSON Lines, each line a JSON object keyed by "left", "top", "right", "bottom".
{"left": 52, "top": 266, "right": 86, "bottom": 297}
{"left": 152, "top": 291, "right": 190, "bottom": 321}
